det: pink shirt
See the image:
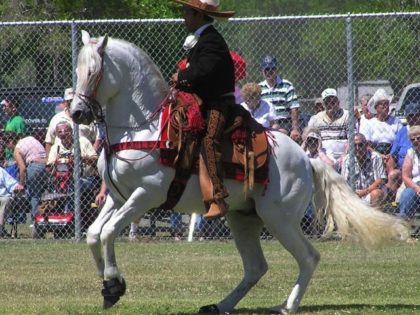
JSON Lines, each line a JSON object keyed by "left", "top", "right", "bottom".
{"left": 16, "top": 136, "right": 47, "bottom": 164}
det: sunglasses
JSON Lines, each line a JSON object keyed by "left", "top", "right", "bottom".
{"left": 307, "top": 137, "right": 319, "bottom": 144}
{"left": 263, "top": 68, "right": 276, "bottom": 73}
{"left": 355, "top": 143, "right": 365, "bottom": 148}
{"left": 410, "top": 136, "right": 420, "bottom": 142}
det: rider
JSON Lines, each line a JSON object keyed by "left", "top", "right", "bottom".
{"left": 171, "top": 0, "right": 236, "bottom": 220}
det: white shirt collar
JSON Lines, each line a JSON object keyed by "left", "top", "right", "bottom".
{"left": 194, "top": 23, "right": 212, "bottom": 36}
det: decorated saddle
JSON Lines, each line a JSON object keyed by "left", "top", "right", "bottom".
{"left": 159, "top": 89, "right": 270, "bottom": 200}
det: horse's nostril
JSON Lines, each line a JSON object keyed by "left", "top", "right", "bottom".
{"left": 71, "top": 110, "right": 83, "bottom": 122}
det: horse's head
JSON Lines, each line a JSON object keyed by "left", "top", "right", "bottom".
{"left": 71, "top": 30, "right": 108, "bottom": 125}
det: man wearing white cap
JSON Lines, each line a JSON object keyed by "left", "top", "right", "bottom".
{"left": 307, "top": 88, "right": 350, "bottom": 167}
{"left": 45, "top": 87, "right": 96, "bottom": 156}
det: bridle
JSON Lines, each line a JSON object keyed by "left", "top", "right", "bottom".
{"left": 75, "top": 50, "right": 106, "bottom": 124}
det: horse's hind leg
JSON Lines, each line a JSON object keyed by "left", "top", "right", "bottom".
{"left": 200, "top": 210, "right": 266, "bottom": 314}
{"left": 266, "top": 220, "right": 320, "bottom": 314}
{"left": 86, "top": 196, "right": 118, "bottom": 279}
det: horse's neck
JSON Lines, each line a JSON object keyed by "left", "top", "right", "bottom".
{"left": 104, "top": 95, "right": 161, "bottom": 143}
{"left": 105, "top": 66, "right": 167, "bottom": 142}
{"left": 101, "top": 41, "right": 168, "bottom": 144}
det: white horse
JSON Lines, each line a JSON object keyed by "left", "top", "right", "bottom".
{"left": 70, "top": 30, "right": 409, "bottom": 314}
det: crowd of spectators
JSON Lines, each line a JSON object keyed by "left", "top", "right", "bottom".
{"left": 0, "top": 88, "right": 100, "bottom": 238}
{"left": 1, "top": 54, "right": 419, "bottom": 240}
{"left": 236, "top": 54, "right": 420, "bottom": 230}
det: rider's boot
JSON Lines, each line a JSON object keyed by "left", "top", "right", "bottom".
{"left": 201, "top": 107, "right": 229, "bottom": 220}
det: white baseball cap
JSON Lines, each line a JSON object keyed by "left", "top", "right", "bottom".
{"left": 321, "top": 88, "right": 337, "bottom": 101}
{"left": 64, "top": 88, "right": 75, "bottom": 101}
{"left": 307, "top": 131, "right": 322, "bottom": 140}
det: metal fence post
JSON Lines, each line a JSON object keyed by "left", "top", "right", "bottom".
{"left": 346, "top": 13, "right": 356, "bottom": 189}
{"left": 71, "top": 21, "right": 82, "bottom": 241}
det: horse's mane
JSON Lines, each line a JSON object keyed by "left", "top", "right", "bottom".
{"left": 77, "top": 36, "right": 168, "bottom": 118}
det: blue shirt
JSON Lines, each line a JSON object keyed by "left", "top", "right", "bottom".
{"left": 391, "top": 125, "right": 411, "bottom": 168}
{"left": 0, "top": 166, "right": 19, "bottom": 197}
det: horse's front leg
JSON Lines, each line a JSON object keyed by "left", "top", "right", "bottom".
{"left": 86, "top": 195, "right": 119, "bottom": 279}
{"left": 100, "top": 187, "right": 152, "bottom": 309}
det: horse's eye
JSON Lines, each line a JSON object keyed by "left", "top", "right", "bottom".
{"left": 88, "top": 70, "right": 92, "bottom": 77}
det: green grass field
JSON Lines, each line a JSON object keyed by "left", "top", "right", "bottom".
{"left": 0, "top": 239, "right": 419, "bottom": 315}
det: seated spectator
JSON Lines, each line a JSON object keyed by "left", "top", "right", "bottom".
{"left": 301, "top": 127, "right": 334, "bottom": 167}
{"left": 360, "top": 88, "right": 402, "bottom": 156}
{"left": 2, "top": 96, "right": 26, "bottom": 179}
{"left": 0, "top": 166, "right": 24, "bottom": 238}
{"left": 391, "top": 102, "right": 420, "bottom": 169}
{"left": 360, "top": 89, "right": 403, "bottom": 201}
{"left": 399, "top": 126, "right": 420, "bottom": 219}
{"left": 240, "top": 82, "right": 278, "bottom": 129}
{"left": 341, "top": 133, "right": 387, "bottom": 206}
{"left": 4, "top": 132, "right": 47, "bottom": 222}
{"left": 48, "top": 122, "right": 99, "bottom": 229}
{"left": 47, "top": 121, "right": 99, "bottom": 193}
{"left": 354, "top": 94, "right": 373, "bottom": 132}
{"left": 307, "top": 88, "right": 349, "bottom": 169}
{"left": 301, "top": 127, "right": 334, "bottom": 236}
{"left": 45, "top": 88, "right": 96, "bottom": 156}
{"left": 313, "top": 98, "right": 324, "bottom": 114}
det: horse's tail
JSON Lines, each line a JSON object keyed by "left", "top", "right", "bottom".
{"left": 310, "top": 159, "right": 409, "bottom": 248}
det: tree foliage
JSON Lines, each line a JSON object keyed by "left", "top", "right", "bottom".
{"left": 0, "top": 1, "right": 418, "bottom": 21}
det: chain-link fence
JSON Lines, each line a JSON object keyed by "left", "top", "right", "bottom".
{"left": 0, "top": 12, "right": 419, "bottom": 240}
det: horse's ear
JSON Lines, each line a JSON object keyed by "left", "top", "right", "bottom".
{"left": 97, "top": 35, "right": 108, "bottom": 55}
{"left": 81, "top": 30, "right": 91, "bottom": 46}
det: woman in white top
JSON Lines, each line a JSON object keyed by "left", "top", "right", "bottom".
{"left": 399, "top": 125, "right": 420, "bottom": 218}
{"left": 240, "top": 82, "right": 278, "bottom": 129}
{"left": 359, "top": 88, "right": 402, "bottom": 155}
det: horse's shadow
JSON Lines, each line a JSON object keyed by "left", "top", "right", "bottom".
{"left": 176, "top": 303, "right": 420, "bottom": 315}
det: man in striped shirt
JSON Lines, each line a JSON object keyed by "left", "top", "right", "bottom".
{"left": 258, "top": 55, "right": 301, "bottom": 140}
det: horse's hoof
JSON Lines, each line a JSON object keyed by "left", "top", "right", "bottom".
{"left": 103, "top": 295, "right": 120, "bottom": 309}
{"left": 198, "top": 304, "right": 220, "bottom": 314}
{"left": 101, "top": 278, "right": 126, "bottom": 309}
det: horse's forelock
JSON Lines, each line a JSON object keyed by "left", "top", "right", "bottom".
{"left": 77, "top": 44, "right": 103, "bottom": 89}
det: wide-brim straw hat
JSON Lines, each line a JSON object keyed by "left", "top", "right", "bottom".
{"left": 172, "top": 0, "right": 235, "bottom": 18}
{"left": 367, "top": 88, "right": 393, "bottom": 114}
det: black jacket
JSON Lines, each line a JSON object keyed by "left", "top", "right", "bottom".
{"left": 177, "top": 25, "right": 235, "bottom": 104}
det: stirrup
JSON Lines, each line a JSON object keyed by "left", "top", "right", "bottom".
{"left": 203, "top": 198, "right": 228, "bottom": 221}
